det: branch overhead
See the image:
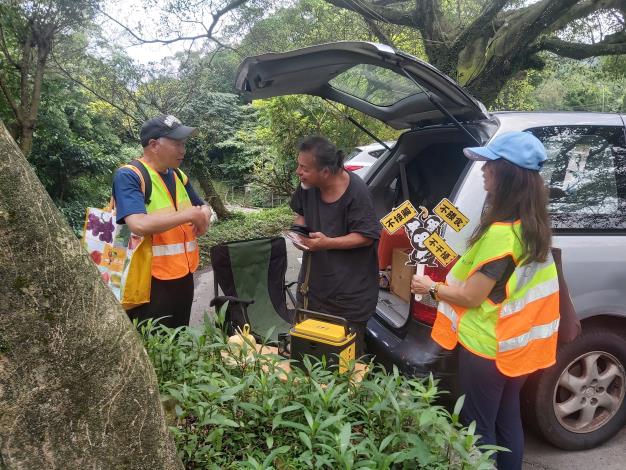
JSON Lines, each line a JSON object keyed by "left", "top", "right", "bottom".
{"left": 98, "top": 0, "right": 250, "bottom": 47}
{"left": 547, "top": 0, "right": 626, "bottom": 34}
{"left": 324, "top": 0, "right": 418, "bottom": 27}
{"left": 537, "top": 29, "right": 626, "bottom": 59}
{"left": 207, "top": 0, "right": 249, "bottom": 37}
{"left": 452, "top": 0, "right": 510, "bottom": 51}
{"left": 362, "top": 16, "right": 395, "bottom": 46}
{"left": 50, "top": 52, "right": 144, "bottom": 124}
{"left": 507, "top": 0, "right": 584, "bottom": 46}
{"left": 323, "top": 0, "right": 626, "bottom": 105}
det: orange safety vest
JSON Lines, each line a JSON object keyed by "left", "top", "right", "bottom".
{"left": 123, "top": 160, "right": 199, "bottom": 280}
{"left": 431, "top": 221, "right": 560, "bottom": 377}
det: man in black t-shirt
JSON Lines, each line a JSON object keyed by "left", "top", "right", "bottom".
{"left": 289, "top": 136, "right": 380, "bottom": 355}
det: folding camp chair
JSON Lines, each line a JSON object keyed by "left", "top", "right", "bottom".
{"left": 209, "top": 236, "right": 296, "bottom": 342}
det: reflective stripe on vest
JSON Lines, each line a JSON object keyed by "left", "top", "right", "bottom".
{"left": 499, "top": 318, "right": 560, "bottom": 352}
{"left": 152, "top": 240, "right": 198, "bottom": 257}
{"left": 500, "top": 277, "right": 559, "bottom": 318}
{"left": 140, "top": 161, "right": 200, "bottom": 280}
{"left": 430, "top": 222, "right": 560, "bottom": 377}
{"left": 153, "top": 243, "right": 185, "bottom": 256}
{"left": 438, "top": 302, "right": 459, "bottom": 331}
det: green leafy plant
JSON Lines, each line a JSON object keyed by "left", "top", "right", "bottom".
{"left": 140, "top": 317, "right": 501, "bottom": 469}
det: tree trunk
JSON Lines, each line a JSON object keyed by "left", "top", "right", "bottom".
{"left": 18, "top": 123, "right": 34, "bottom": 157}
{"left": 0, "top": 122, "right": 182, "bottom": 469}
{"left": 197, "top": 168, "right": 231, "bottom": 220}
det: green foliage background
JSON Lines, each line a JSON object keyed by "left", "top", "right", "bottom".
{"left": 2, "top": 0, "right": 625, "bottom": 236}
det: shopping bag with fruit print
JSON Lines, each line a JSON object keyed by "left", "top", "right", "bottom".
{"left": 82, "top": 200, "right": 152, "bottom": 310}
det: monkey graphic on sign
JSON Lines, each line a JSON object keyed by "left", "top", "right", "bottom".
{"left": 404, "top": 206, "right": 443, "bottom": 267}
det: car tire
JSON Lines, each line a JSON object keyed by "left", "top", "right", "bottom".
{"left": 522, "top": 327, "right": 626, "bottom": 450}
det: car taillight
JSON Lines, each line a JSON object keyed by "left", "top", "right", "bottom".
{"left": 410, "top": 265, "right": 451, "bottom": 326}
{"left": 344, "top": 164, "right": 364, "bottom": 171}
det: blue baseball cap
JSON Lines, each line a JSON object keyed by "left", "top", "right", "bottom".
{"left": 463, "top": 131, "right": 547, "bottom": 171}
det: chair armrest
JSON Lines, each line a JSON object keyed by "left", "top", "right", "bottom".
{"left": 285, "top": 282, "right": 298, "bottom": 307}
{"left": 210, "top": 295, "right": 255, "bottom": 308}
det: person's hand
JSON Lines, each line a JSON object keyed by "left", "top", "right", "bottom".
{"left": 287, "top": 233, "right": 309, "bottom": 251}
{"left": 411, "top": 274, "right": 434, "bottom": 295}
{"left": 200, "top": 205, "right": 212, "bottom": 228}
{"left": 185, "top": 206, "right": 210, "bottom": 236}
{"left": 300, "top": 232, "right": 330, "bottom": 251}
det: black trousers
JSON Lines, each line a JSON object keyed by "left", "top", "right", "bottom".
{"left": 127, "top": 273, "right": 194, "bottom": 328}
{"left": 458, "top": 346, "right": 527, "bottom": 470}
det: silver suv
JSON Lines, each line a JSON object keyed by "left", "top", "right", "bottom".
{"left": 235, "top": 42, "right": 626, "bottom": 450}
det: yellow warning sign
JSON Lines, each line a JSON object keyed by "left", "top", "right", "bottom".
{"left": 424, "top": 232, "right": 458, "bottom": 267}
{"left": 434, "top": 198, "right": 469, "bottom": 232}
{"left": 380, "top": 200, "right": 418, "bottom": 234}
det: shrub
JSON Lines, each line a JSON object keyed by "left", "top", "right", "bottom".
{"left": 140, "top": 318, "right": 498, "bottom": 469}
{"left": 199, "top": 206, "right": 293, "bottom": 267}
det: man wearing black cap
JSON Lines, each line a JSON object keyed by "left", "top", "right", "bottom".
{"left": 112, "top": 114, "right": 211, "bottom": 327}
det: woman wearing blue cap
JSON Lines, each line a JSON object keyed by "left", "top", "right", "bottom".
{"left": 411, "top": 131, "right": 560, "bottom": 469}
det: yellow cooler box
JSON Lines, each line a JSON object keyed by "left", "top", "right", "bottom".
{"left": 290, "top": 312, "right": 356, "bottom": 373}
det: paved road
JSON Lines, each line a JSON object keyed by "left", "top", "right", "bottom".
{"left": 523, "top": 426, "right": 626, "bottom": 469}
{"left": 191, "top": 239, "right": 626, "bottom": 469}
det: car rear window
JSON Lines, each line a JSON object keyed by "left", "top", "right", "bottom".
{"left": 329, "top": 64, "right": 422, "bottom": 107}
{"left": 527, "top": 125, "right": 626, "bottom": 231}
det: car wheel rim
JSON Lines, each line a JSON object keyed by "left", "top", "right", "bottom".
{"left": 553, "top": 350, "right": 626, "bottom": 434}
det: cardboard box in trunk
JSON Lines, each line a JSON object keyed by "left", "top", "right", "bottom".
{"left": 390, "top": 248, "right": 415, "bottom": 303}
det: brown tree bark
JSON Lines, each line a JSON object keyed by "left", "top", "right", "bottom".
{"left": 17, "top": 123, "right": 35, "bottom": 156}
{"left": 0, "top": 122, "right": 182, "bottom": 469}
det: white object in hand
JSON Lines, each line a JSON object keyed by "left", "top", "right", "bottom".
{"left": 414, "top": 263, "right": 425, "bottom": 302}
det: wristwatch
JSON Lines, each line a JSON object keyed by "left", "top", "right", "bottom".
{"left": 429, "top": 282, "right": 441, "bottom": 301}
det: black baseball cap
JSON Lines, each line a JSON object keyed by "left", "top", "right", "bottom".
{"left": 140, "top": 114, "right": 196, "bottom": 147}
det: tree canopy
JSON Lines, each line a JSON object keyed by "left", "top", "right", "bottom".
{"left": 325, "top": 0, "right": 626, "bottom": 104}
{"left": 0, "top": 0, "right": 103, "bottom": 155}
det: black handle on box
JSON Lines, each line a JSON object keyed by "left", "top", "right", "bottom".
{"left": 295, "top": 308, "right": 353, "bottom": 335}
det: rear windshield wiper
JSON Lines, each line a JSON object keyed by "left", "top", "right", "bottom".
{"left": 323, "top": 99, "right": 391, "bottom": 151}
{"left": 398, "top": 66, "right": 481, "bottom": 146}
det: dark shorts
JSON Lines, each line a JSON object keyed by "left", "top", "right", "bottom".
{"left": 126, "top": 273, "right": 194, "bottom": 328}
